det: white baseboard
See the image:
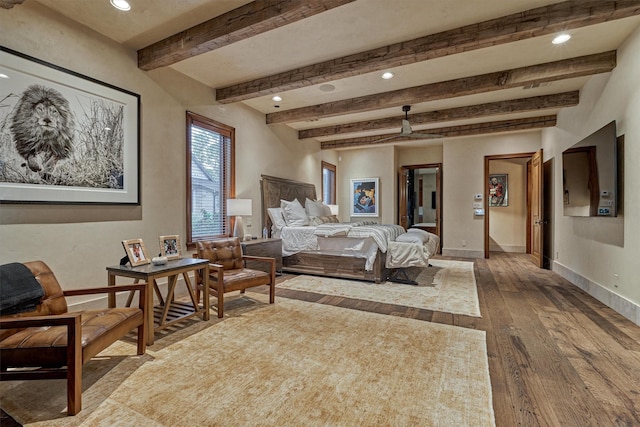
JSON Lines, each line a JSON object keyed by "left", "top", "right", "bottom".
{"left": 441, "top": 248, "right": 484, "bottom": 258}
{"left": 553, "top": 261, "right": 640, "bottom": 327}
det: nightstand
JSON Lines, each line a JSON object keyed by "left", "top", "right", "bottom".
{"left": 241, "top": 238, "right": 283, "bottom": 274}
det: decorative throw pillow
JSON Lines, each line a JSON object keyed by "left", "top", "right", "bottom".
{"left": 305, "top": 198, "right": 332, "bottom": 217}
{"left": 267, "top": 207, "right": 287, "bottom": 231}
{"left": 309, "top": 215, "right": 340, "bottom": 226}
{"left": 280, "top": 199, "right": 309, "bottom": 226}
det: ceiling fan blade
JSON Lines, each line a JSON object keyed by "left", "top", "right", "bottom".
{"left": 408, "top": 132, "right": 443, "bottom": 139}
{"left": 369, "top": 134, "right": 402, "bottom": 144}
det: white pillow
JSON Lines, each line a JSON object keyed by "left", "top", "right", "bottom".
{"left": 305, "top": 198, "right": 331, "bottom": 217}
{"left": 267, "top": 207, "right": 287, "bottom": 231}
{"left": 396, "top": 232, "right": 428, "bottom": 244}
{"left": 407, "top": 228, "right": 432, "bottom": 240}
{"left": 280, "top": 199, "right": 309, "bottom": 226}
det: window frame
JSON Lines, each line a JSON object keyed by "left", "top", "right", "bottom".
{"left": 186, "top": 111, "right": 235, "bottom": 249}
{"left": 321, "top": 161, "right": 337, "bottom": 204}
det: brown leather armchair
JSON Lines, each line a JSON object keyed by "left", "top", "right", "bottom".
{"left": 0, "top": 261, "right": 146, "bottom": 415}
{"left": 196, "top": 238, "right": 275, "bottom": 318}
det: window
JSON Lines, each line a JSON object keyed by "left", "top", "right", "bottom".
{"left": 187, "top": 112, "right": 235, "bottom": 246}
{"left": 321, "top": 161, "right": 336, "bottom": 204}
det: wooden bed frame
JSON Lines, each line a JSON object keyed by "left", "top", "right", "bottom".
{"left": 260, "top": 174, "right": 391, "bottom": 283}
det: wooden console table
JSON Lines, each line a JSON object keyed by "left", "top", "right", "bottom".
{"left": 106, "top": 258, "right": 209, "bottom": 345}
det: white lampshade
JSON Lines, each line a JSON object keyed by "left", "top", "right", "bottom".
{"left": 328, "top": 204, "right": 339, "bottom": 215}
{"left": 227, "top": 199, "right": 252, "bottom": 239}
{"left": 227, "top": 199, "right": 252, "bottom": 216}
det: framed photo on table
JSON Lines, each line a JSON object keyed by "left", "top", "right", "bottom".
{"left": 159, "top": 235, "right": 181, "bottom": 260}
{"left": 0, "top": 47, "right": 140, "bottom": 204}
{"left": 351, "top": 177, "right": 378, "bottom": 217}
{"left": 122, "top": 239, "right": 150, "bottom": 267}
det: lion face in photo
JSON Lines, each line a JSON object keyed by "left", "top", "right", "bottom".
{"left": 10, "top": 84, "right": 75, "bottom": 173}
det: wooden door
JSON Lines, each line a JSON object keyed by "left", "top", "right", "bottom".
{"left": 531, "top": 149, "right": 544, "bottom": 267}
{"left": 398, "top": 167, "right": 409, "bottom": 229}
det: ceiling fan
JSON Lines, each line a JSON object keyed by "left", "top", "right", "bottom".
{"left": 370, "top": 105, "right": 442, "bottom": 143}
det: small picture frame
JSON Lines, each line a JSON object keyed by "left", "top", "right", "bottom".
{"left": 159, "top": 235, "right": 181, "bottom": 260}
{"left": 122, "top": 239, "right": 150, "bottom": 267}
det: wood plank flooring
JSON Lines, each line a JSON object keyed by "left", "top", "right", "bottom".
{"left": 268, "top": 252, "right": 640, "bottom": 426}
{"left": 3, "top": 252, "right": 638, "bottom": 426}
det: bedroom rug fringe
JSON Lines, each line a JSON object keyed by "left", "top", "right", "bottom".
{"left": 0, "top": 294, "right": 494, "bottom": 427}
{"left": 279, "top": 259, "right": 481, "bottom": 317}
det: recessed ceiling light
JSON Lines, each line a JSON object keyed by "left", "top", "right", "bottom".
{"left": 319, "top": 84, "right": 335, "bottom": 92}
{"left": 381, "top": 72, "right": 394, "bottom": 80}
{"left": 110, "top": 0, "right": 131, "bottom": 11}
{"left": 272, "top": 95, "right": 282, "bottom": 102}
{"left": 552, "top": 33, "right": 571, "bottom": 44}
{"left": 0, "top": 73, "right": 9, "bottom": 79}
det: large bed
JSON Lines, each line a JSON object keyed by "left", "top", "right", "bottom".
{"left": 260, "top": 174, "right": 436, "bottom": 283}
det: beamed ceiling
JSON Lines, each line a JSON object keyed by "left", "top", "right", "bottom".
{"left": 29, "top": 0, "right": 640, "bottom": 150}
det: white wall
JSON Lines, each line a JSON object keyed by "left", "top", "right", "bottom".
{"left": 0, "top": 3, "right": 330, "bottom": 302}
{"left": 442, "top": 133, "right": 541, "bottom": 258}
{"left": 543, "top": 25, "right": 640, "bottom": 324}
{"left": 336, "top": 145, "right": 396, "bottom": 224}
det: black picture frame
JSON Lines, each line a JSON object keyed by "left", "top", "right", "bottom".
{"left": 0, "top": 47, "right": 140, "bottom": 204}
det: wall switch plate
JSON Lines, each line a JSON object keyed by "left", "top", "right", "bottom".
{"left": 598, "top": 207, "right": 611, "bottom": 215}
{"left": 474, "top": 208, "right": 485, "bottom": 216}
{"left": 473, "top": 202, "right": 482, "bottom": 208}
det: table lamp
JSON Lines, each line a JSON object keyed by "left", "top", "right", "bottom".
{"left": 227, "top": 198, "right": 252, "bottom": 239}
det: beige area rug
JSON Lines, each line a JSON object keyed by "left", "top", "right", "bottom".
{"left": 278, "top": 259, "right": 481, "bottom": 317}
{"left": 0, "top": 294, "right": 494, "bottom": 427}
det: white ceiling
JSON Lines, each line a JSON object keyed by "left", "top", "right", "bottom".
{"left": 33, "top": 0, "right": 640, "bottom": 148}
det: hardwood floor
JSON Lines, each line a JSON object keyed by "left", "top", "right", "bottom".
{"left": 3, "top": 253, "right": 638, "bottom": 426}
{"left": 270, "top": 253, "right": 640, "bottom": 427}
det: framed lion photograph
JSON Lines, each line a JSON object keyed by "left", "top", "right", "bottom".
{"left": 0, "top": 47, "right": 140, "bottom": 205}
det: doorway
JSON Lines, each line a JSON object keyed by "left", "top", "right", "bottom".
{"left": 398, "top": 163, "right": 442, "bottom": 253}
{"left": 484, "top": 151, "right": 545, "bottom": 266}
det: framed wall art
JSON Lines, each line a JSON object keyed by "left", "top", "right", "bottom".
{"left": 489, "top": 174, "right": 508, "bottom": 207}
{"left": 351, "top": 177, "right": 378, "bottom": 217}
{"left": 122, "top": 239, "right": 150, "bottom": 267}
{"left": 159, "top": 235, "right": 181, "bottom": 260}
{"left": 0, "top": 47, "right": 140, "bottom": 204}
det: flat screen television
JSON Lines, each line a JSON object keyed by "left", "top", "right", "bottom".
{"left": 562, "top": 120, "right": 617, "bottom": 217}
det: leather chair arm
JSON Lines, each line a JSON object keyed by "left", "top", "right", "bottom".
{"left": 241, "top": 256, "right": 276, "bottom": 273}
{"left": 0, "top": 312, "right": 82, "bottom": 329}
{"left": 62, "top": 284, "right": 147, "bottom": 297}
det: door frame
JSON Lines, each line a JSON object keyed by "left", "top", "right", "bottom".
{"left": 398, "top": 163, "right": 443, "bottom": 251}
{"left": 484, "top": 152, "right": 536, "bottom": 258}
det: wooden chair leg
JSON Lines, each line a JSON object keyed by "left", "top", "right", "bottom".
{"left": 217, "top": 291, "right": 224, "bottom": 318}
{"left": 67, "top": 315, "right": 82, "bottom": 415}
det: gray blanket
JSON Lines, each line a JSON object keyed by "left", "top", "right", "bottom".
{"left": 0, "top": 262, "right": 44, "bottom": 315}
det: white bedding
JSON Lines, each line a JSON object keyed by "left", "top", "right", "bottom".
{"left": 277, "top": 221, "right": 438, "bottom": 271}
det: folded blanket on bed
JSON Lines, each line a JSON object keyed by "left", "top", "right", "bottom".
{"left": 0, "top": 262, "right": 44, "bottom": 316}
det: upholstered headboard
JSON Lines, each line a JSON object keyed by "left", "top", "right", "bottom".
{"left": 260, "top": 175, "right": 317, "bottom": 235}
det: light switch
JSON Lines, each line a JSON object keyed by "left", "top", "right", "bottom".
{"left": 473, "top": 202, "right": 482, "bottom": 208}
{"left": 474, "top": 208, "right": 485, "bottom": 216}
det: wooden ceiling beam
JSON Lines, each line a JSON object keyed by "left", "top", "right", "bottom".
{"left": 138, "top": 0, "right": 355, "bottom": 71}
{"left": 267, "top": 51, "right": 614, "bottom": 124}
{"left": 320, "top": 116, "right": 557, "bottom": 150}
{"left": 299, "top": 91, "right": 579, "bottom": 139}
{"left": 216, "top": 0, "right": 640, "bottom": 103}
